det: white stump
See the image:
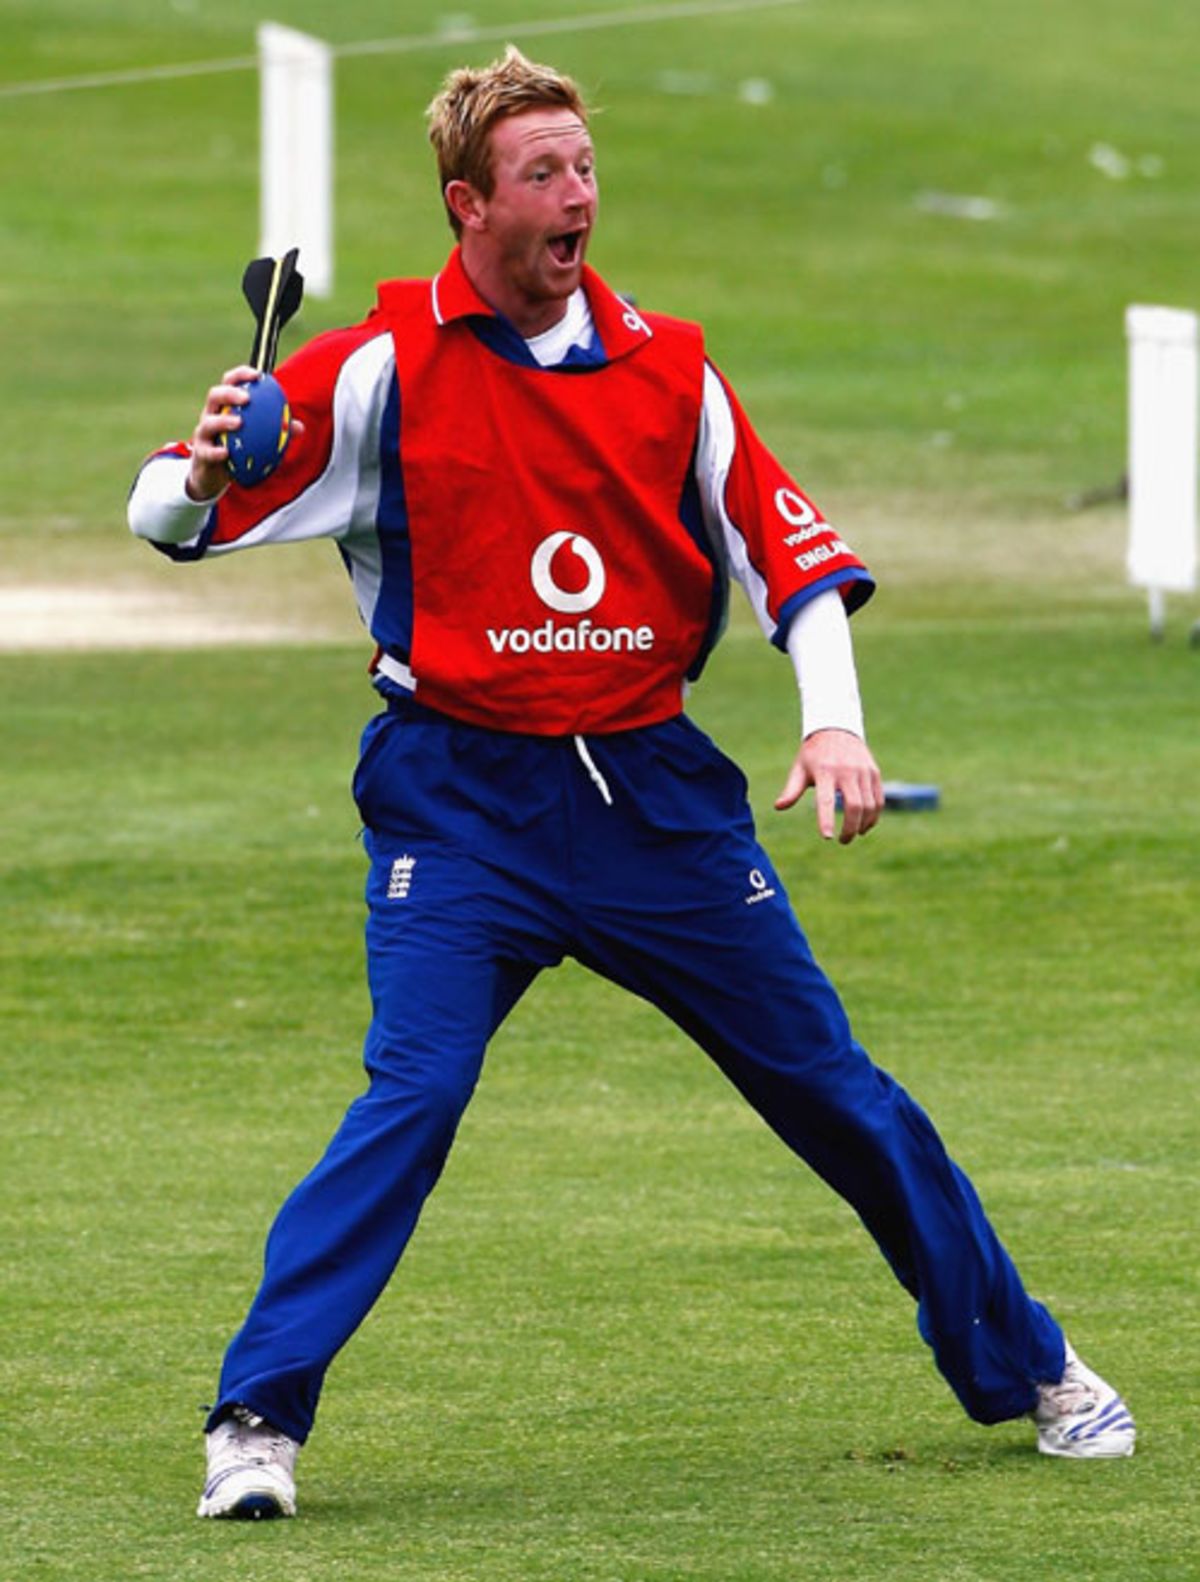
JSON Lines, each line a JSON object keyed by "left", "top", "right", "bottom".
{"left": 1126, "top": 304, "right": 1198, "bottom": 637}
{"left": 259, "top": 23, "right": 333, "bottom": 299}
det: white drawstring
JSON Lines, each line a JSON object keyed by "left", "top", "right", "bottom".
{"left": 573, "top": 734, "right": 614, "bottom": 806}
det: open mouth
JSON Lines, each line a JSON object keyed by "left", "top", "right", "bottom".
{"left": 548, "top": 229, "right": 585, "bottom": 265}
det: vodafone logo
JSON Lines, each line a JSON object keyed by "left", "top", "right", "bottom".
{"left": 774, "top": 487, "right": 819, "bottom": 528}
{"left": 485, "top": 530, "right": 656, "bottom": 658}
{"left": 773, "top": 486, "right": 852, "bottom": 571}
{"left": 530, "top": 531, "right": 606, "bottom": 614}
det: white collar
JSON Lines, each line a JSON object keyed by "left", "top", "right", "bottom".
{"left": 524, "top": 290, "right": 594, "bottom": 367}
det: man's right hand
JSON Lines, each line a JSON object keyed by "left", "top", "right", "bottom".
{"left": 185, "top": 365, "right": 260, "bottom": 502}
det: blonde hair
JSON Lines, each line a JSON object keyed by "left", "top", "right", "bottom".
{"left": 426, "top": 46, "right": 588, "bottom": 235}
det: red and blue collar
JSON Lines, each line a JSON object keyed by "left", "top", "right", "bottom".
{"left": 427, "top": 246, "right": 654, "bottom": 368}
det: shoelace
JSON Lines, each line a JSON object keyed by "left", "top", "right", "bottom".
{"left": 226, "top": 1407, "right": 293, "bottom": 1463}
{"left": 1039, "top": 1361, "right": 1099, "bottom": 1416}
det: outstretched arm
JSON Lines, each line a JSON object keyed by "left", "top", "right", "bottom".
{"left": 128, "top": 319, "right": 393, "bottom": 557}
{"left": 692, "top": 361, "right": 879, "bottom": 842}
{"left": 774, "top": 588, "right": 883, "bottom": 844}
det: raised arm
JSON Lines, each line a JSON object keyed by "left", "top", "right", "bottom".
{"left": 128, "top": 321, "right": 396, "bottom": 560}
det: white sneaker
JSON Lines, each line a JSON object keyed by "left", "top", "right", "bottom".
{"left": 1032, "top": 1344, "right": 1136, "bottom": 1459}
{"left": 197, "top": 1405, "right": 299, "bottom": 1518}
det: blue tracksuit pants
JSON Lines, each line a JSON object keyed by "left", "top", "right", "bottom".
{"left": 209, "top": 702, "right": 1064, "bottom": 1443}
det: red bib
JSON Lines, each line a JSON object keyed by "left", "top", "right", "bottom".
{"left": 379, "top": 267, "right": 715, "bottom": 735}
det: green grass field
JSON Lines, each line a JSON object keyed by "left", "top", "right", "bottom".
{"left": 2, "top": 2, "right": 1199, "bottom": 1579}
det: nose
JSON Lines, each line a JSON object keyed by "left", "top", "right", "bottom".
{"left": 564, "top": 167, "right": 593, "bottom": 209}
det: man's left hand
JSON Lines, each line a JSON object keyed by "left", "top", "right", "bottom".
{"left": 774, "top": 729, "right": 883, "bottom": 845}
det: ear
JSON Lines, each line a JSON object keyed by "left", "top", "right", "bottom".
{"left": 445, "top": 179, "right": 487, "bottom": 233}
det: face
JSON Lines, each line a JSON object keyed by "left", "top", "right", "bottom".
{"left": 450, "top": 107, "right": 598, "bottom": 336}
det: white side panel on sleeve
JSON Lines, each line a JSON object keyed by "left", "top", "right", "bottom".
{"left": 696, "top": 364, "right": 775, "bottom": 639}
{"left": 206, "top": 332, "right": 395, "bottom": 554}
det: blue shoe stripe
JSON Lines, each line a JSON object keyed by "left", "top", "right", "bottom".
{"left": 204, "top": 1465, "right": 273, "bottom": 1499}
{"left": 1067, "top": 1394, "right": 1133, "bottom": 1441}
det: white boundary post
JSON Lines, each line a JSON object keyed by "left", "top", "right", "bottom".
{"left": 259, "top": 23, "right": 333, "bottom": 298}
{"left": 1125, "top": 304, "right": 1198, "bottom": 637}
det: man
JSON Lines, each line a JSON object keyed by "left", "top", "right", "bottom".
{"left": 128, "top": 48, "right": 1134, "bottom": 1520}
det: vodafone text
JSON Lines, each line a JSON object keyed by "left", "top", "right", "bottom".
{"left": 486, "top": 618, "right": 656, "bottom": 655}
